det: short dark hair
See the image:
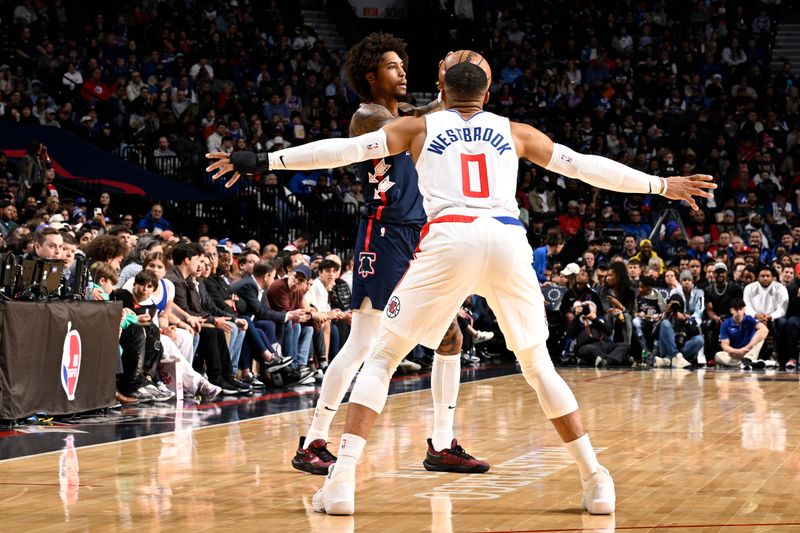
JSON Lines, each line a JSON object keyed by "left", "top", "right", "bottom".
{"left": 253, "top": 260, "right": 275, "bottom": 278}
{"left": 730, "top": 297, "right": 746, "bottom": 310}
{"left": 639, "top": 275, "right": 657, "bottom": 287}
{"left": 90, "top": 261, "right": 119, "bottom": 284}
{"left": 134, "top": 269, "right": 158, "bottom": 289}
{"left": 345, "top": 33, "right": 409, "bottom": 100}
{"left": 757, "top": 265, "right": 775, "bottom": 277}
{"left": 34, "top": 227, "right": 60, "bottom": 245}
{"left": 444, "top": 61, "right": 488, "bottom": 101}
{"left": 108, "top": 224, "right": 132, "bottom": 236}
{"left": 172, "top": 242, "right": 204, "bottom": 266}
{"left": 546, "top": 228, "right": 563, "bottom": 247}
{"left": 317, "top": 259, "right": 340, "bottom": 273}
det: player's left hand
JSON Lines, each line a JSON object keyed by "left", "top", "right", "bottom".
{"left": 205, "top": 152, "right": 241, "bottom": 188}
{"left": 663, "top": 174, "right": 717, "bottom": 211}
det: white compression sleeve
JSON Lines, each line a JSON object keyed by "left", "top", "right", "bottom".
{"left": 268, "top": 129, "right": 390, "bottom": 171}
{"left": 545, "top": 143, "right": 664, "bottom": 195}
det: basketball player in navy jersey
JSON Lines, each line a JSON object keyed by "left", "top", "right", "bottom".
{"left": 210, "top": 34, "right": 489, "bottom": 476}
{"left": 209, "top": 62, "right": 715, "bottom": 516}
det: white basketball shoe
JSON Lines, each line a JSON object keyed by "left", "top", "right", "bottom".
{"left": 312, "top": 464, "right": 356, "bottom": 516}
{"left": 582, "top": 465, "right": 616, "bottom": 515}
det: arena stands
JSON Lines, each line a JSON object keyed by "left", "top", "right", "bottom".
{"left": 1, "top": 0, "right": 800, "bottom": 387}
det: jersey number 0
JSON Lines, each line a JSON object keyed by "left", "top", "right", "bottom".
{"left": 460, "top": 153, "right": 490, "bottom": 198}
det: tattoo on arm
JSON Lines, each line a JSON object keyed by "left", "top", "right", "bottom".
{"left": 349, "top": 104, "right": 396, "bottom": 136}
{"left": 436, "top": 320, "right": 462, "bottom": 355}
{"left": 411, "top": 99, "right": 443, "bottom": 117}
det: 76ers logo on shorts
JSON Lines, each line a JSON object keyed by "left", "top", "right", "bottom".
{"left": 386, "top": 296, "right": 401, "bottom": 318}
{"left": 358, "top": 251, "right": 376, "bottom": 278}
{"left": 60, "top": 321, "right": 82, "bottom": 401}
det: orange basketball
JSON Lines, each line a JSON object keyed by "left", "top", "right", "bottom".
{"left": 437, "top": 50, "right": 492, "bottom": 90}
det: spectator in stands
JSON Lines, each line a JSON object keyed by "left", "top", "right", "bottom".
{"left": 656, "top": 293, "right": 704, "bottom": 369}
{"left": 600, "top": 262, "right": 635, "bottom": 345}
{"left": 137, "top": 203, "right": 171, "bottom": 233}
{"left": 196, "top": 253, "right": 252, "bottom": 383}
{"left": 166, "top": 242, "right": 251, "bottom": 395}
{"left": 560, "top": 270, "right": 604, "bottom": 324}
{"left": 567, "top": 301, "right": 629, "bottom": 367}
{"left": 109, "top": 269, "right": 175, "bottom": 401}
{"left": 268, "top": 264, "right": 315, "bottom": 378}
{"left": 744, "top": 265, "right": 789, "bottom": 364}
{"left": 306, "top": 258, "right": 345, "bottom": 372}
{"left": 30, "top": 226, "right": 62, "bottom": 259}
{"left": 83, "top": 234, "right": 127, "bottom": 271}
{"left": 117, "top": 236, "right": 163, "bottom": 288}
{"left": 533, "top": 229, "right": 564, "bottom": 284}
{"left": 229, "top": 260, "right": 305, "bottom": 385}
{"left": 704, "top": 263, "right": 743, "bottom": 357}
{"left": 775, "top": 270, "right": 800, "bottom": 370}
{"left": 284, "top": 233, "right": 311, "bottom": 253}
{"left": 633, "top": 275, "right": 665, "bottom": 362}
{"left": 715, "top": 298, "right": 769, "bottom": 369}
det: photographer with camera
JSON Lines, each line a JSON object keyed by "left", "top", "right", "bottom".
{"left": 632, "top": 275, "right": 665, "bottom": 364}
{"left": 566, "top": 300, "right": 630, "bottom": 367}
{"left": 655, "top": 292, "right": 704, "bottom": 369}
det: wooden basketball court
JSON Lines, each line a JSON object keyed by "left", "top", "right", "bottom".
{"left": 2, "top": 368, "right": 800, "bottom": 532}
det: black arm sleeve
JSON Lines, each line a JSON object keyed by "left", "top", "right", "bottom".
{"left": 230, "top": 151, "right": 270, "bottom": 174}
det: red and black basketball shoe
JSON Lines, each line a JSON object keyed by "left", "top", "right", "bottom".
{"left": 291, "top": 437, "right": 337, "bottom": 475}
{"left": 422, "top": 438, "right": 490, "bottom": 473}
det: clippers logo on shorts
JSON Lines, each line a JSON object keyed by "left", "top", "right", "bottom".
{"left": 61, "top": 321, "right": 82, "bottom": 401}
{"left": 358, "top": 251, "right": 376, "bottom": 278}
{"left": 386, "top": 296, "right": 401, "bottom": 318}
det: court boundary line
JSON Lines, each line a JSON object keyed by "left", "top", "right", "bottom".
{"left": 0, "top": 371, "right": 522, "bottom": 464}
{"left": 475, "top": 521, "right": 800, "bottom": 532}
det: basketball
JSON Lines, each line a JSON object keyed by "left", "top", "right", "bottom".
{"left": 437, "top": 50, "right": 492, "bottom": 90}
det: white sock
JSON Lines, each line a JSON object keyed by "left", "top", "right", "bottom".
{"left": 303, "top": 404, "right": 338, "bottom": 449}
{"left": 336, "top": 433, "right": 366, "bottom": 471}
{"left": 565, "top": 433, "right": 599, "bottom": 481}
{"left": 431, "top": 352, "right": 460, "bottom": 451}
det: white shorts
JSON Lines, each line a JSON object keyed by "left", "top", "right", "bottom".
{"left": 381, "top": 215, "right": 548, "bottom": 351}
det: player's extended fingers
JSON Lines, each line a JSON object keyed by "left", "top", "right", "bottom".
{"left": 211, "top": 165, "right": 233, "bottom": 181}
{"left": 205, "top": 159, "right": 227, "bottom": 173}
{"left": 205, "top": 151, "right": 229, "bottom": 160}
{"left": 224, "top": 172, "right": 241, "bottom": 188}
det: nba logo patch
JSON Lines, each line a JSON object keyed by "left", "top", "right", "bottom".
{"left": 386, "top": 296, "right": 401, "bottom": 318}
{"left": 61, "top": 321, "right": 82, "bottom": 401}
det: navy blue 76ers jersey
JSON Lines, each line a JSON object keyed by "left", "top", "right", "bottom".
{"left": 354, "top": 151, "right": 427, "bottom": 228}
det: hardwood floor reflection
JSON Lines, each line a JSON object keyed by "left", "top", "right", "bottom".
{"left": 2, "top": 369, "right": 800, "bottom": 532}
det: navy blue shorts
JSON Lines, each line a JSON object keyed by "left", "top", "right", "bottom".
{"left": 351, "top": 217, "right": 421, "bottom": 311}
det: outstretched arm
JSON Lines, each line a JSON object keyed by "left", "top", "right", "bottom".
{"left": 207, "top": 116, "right": 423, "bottom": 187}
{"left": 510, "top": 122, "right": 716, "bottom": 210}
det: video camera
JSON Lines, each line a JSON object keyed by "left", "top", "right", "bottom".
{"left": 0, "top": 253, "right": 88, "bottom": 301}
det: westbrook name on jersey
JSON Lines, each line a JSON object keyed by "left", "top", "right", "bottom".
{"left": 415, "top": 109, "right": 520, "bottom": 220}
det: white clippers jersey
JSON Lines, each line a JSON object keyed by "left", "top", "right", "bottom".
{"left": 415, "top": 109, "right": 519, "bottom": 220}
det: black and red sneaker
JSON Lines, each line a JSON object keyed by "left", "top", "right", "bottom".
{"left": 423, "top": 438, "right": 490, "bottom": 473}
{"left": 291, "top": 437, "right": 337, "bottom": 475}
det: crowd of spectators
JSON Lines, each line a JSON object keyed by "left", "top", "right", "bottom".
{"left": 2, "top": 0, "right": 800, "bottom": 393}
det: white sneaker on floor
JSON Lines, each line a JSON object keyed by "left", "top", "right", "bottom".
{"left": 473, "top": 330, "right": 494, "bottom": 344}
{"left": 696, "top": 350, "right": 706, "bottom": 366}
{"left": 312, "top": 464, "right": 355, "bottom": 516}
{"left": 582, "top": 465, "right": 615, "bottom": 515}
{"left": 653, "top": 356, "right": 671, "bottom": 368}
{"left": 673, "top": 353, "right": 692, "bottom": 369}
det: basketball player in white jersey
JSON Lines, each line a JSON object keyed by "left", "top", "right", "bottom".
{"left": 208, "top": 62, "right": 715, "bottom": 516}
